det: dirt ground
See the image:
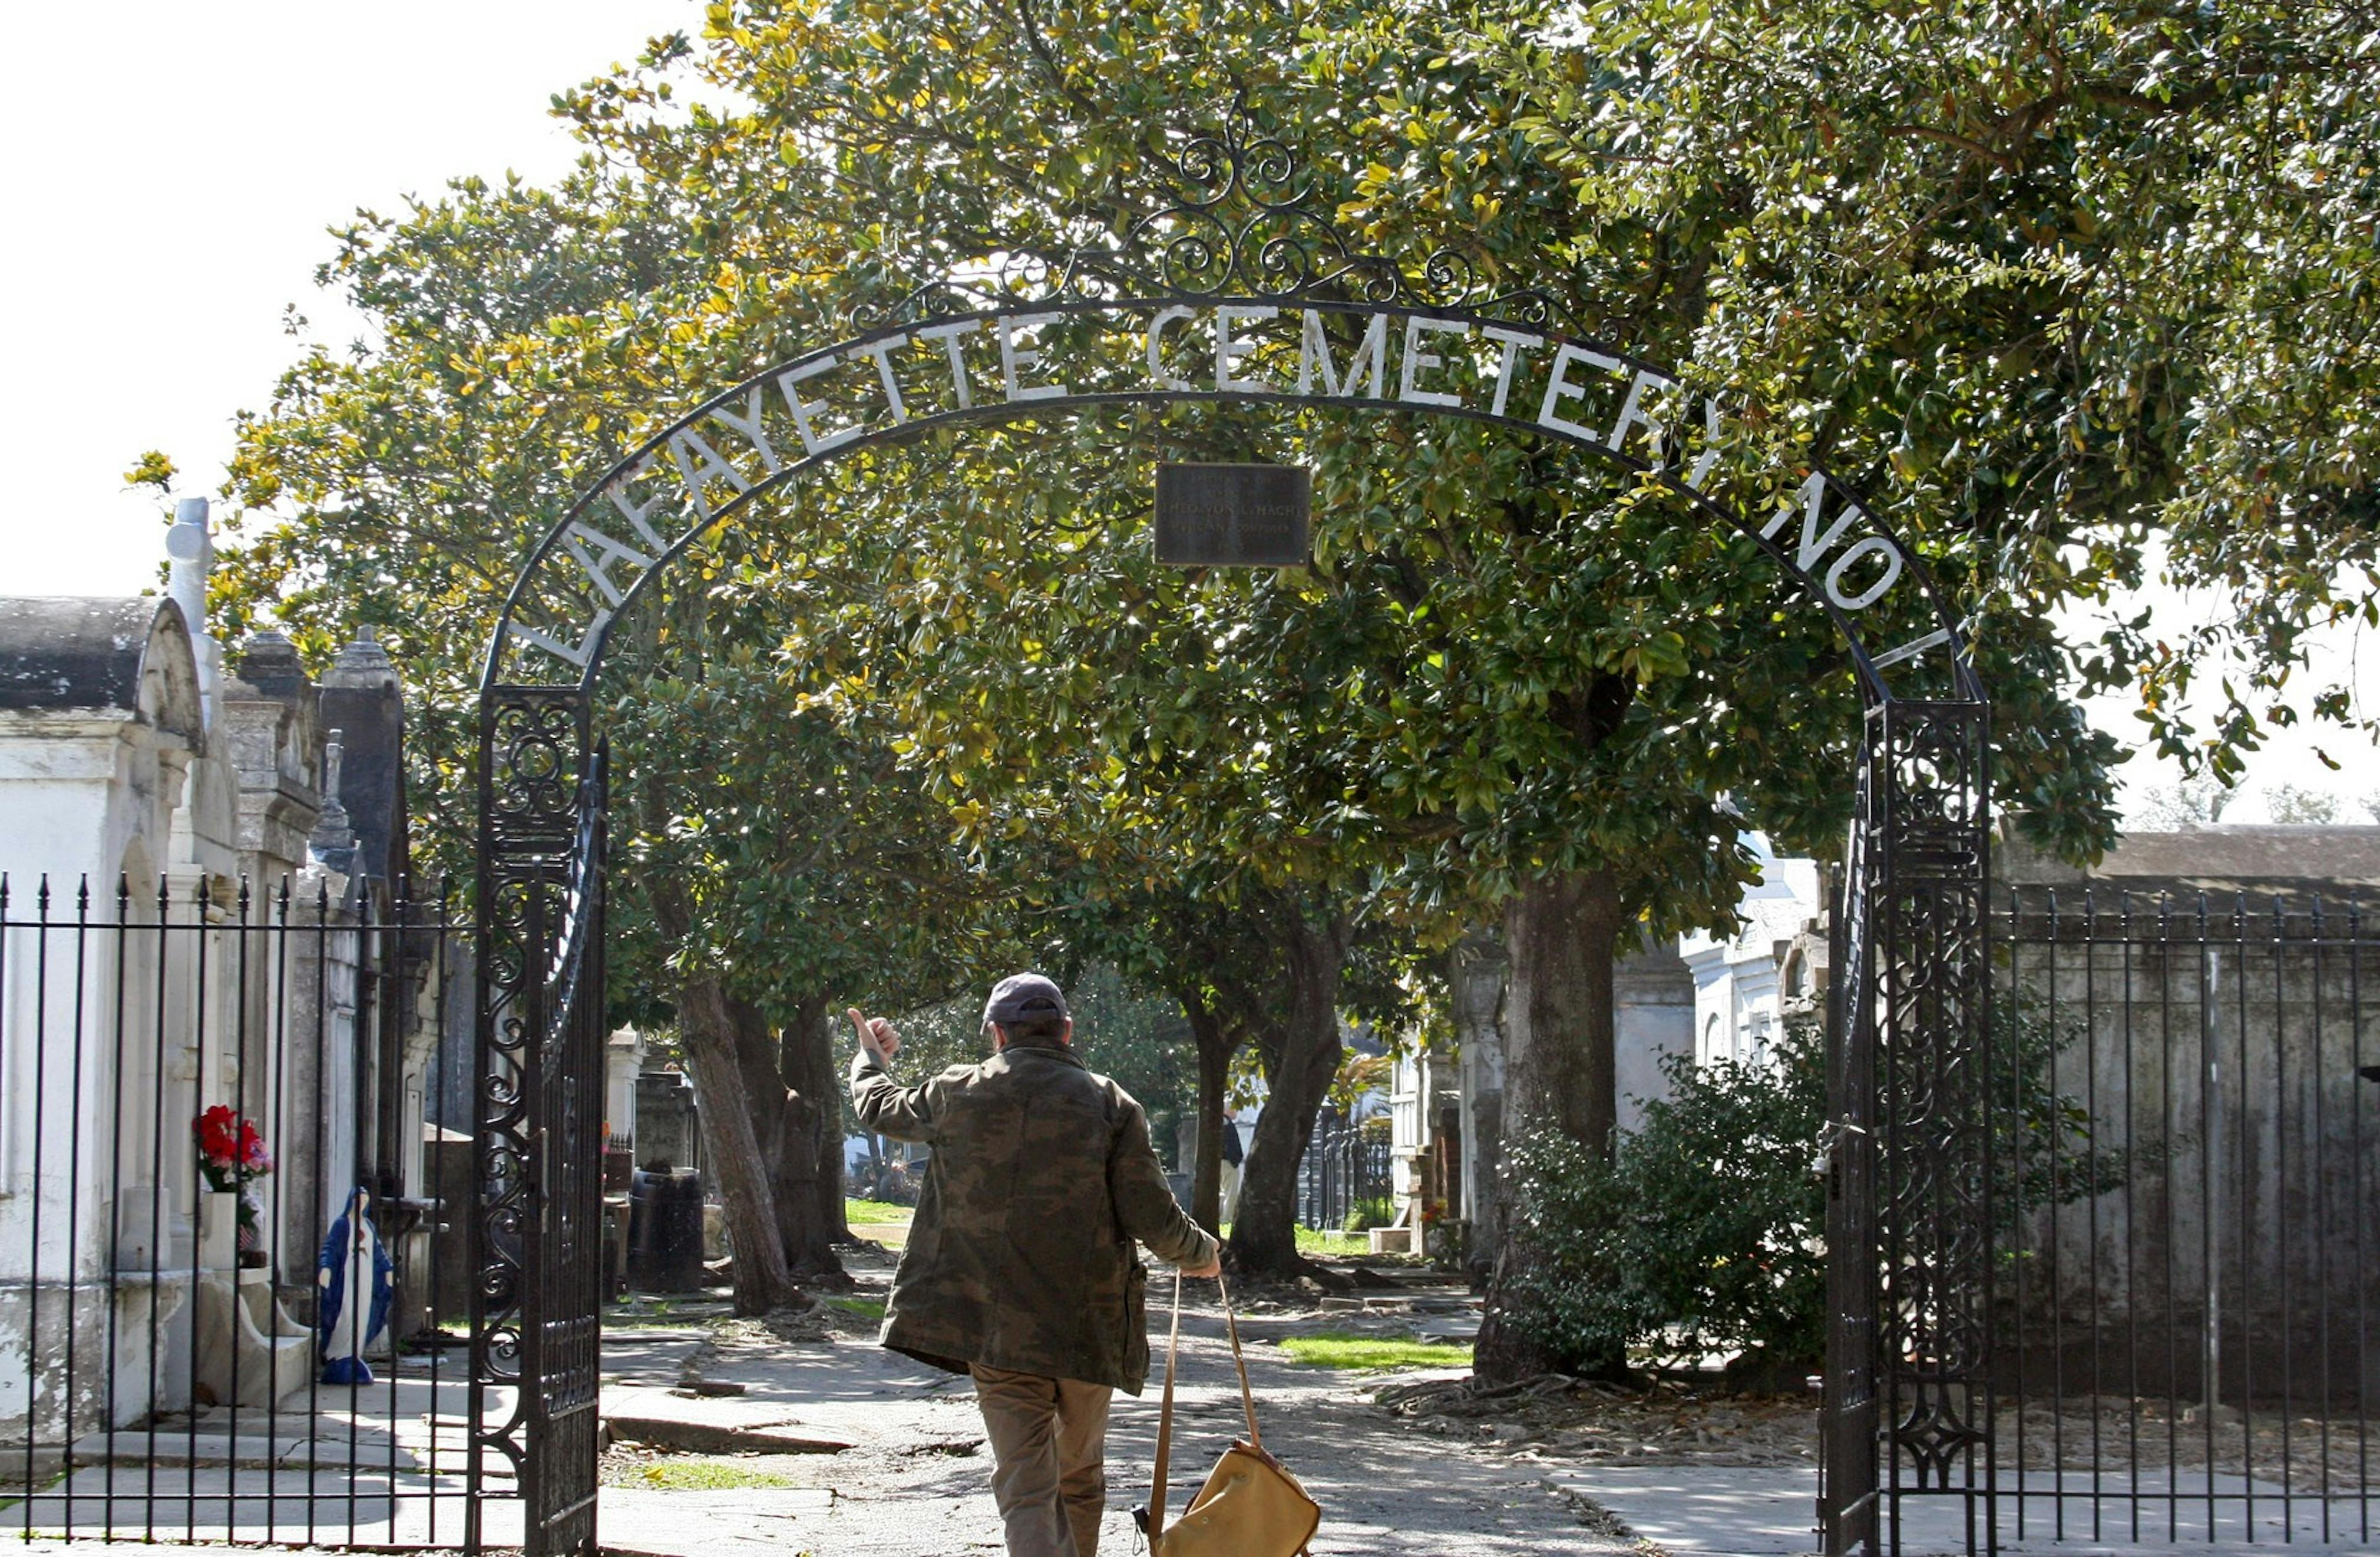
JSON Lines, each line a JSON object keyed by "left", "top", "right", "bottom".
{"left": 1376, "top": 1371, "right": 1824, "bottom": 1466}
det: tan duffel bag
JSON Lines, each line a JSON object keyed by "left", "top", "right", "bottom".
{"left": 1141, "top": 1271, "right": 1321, "bottom": 1557}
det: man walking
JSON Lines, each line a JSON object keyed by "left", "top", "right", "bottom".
{"left": 847, "top": 974, "right": 1220, "bottom": 1557}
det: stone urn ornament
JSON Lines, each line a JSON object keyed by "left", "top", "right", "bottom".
{"left": 318, "top": 1186, "right": 394, "bottom": 1386}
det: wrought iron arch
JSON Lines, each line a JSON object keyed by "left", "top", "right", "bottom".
{"left": 471, "top": 98, "right": 1992, "bottom": 1557}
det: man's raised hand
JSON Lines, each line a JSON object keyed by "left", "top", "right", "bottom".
{"left": 847, "top": 1007, "right": 902, "bottom": 1063}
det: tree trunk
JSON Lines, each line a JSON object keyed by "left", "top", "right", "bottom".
{"left": 1475, "top": 867, "right": 1624, "bottom": 1382}
{"left": 1176, "top": 992, "right": 1244, "bottom": 1235}
{"left": 819, "top": 1110, "right": 852, "bottom": 1241}
{"left": 676, "top": 973, "right": 804, "bottom": 1315}
{"left": 780, "top": 997, "right": 851, "bottom": 1274}
{"left": 1449, "top": 928, "right": 1509, "bottom": 1283}
{"left": 647, "top": 875, "right": 803, "bottom": 1316}
{"left": 715, "top": 993, "right": 848, "bottom": 1284}
{"left": 1225, "top": 910, "right": 1351, "bottom": 1278}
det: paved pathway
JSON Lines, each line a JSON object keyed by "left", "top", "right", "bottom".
{"left": 1561, "top": 1464, "right": 2376, "bottom": 1557}
{"left": 597, "top": 1288, "right": 1624, "bottom": 1556}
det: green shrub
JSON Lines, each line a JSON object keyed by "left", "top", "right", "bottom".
{"left": 1506, "top": 1007, "right": 2126, "bottom": 1379}
{"left": 1344, "top": 1194, "right": 1396, "bottom": 1232}
{"left": 1508, "top": 1022, "right": 1830, "bottom": 1376}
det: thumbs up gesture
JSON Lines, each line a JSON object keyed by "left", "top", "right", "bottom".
{"left": 848, "top": 1008, "right": 902, "bottom": 1063}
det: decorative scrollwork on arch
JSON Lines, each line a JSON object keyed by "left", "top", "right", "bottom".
{"left": 839, "top": 92, "right": 1575, "bottom": 330}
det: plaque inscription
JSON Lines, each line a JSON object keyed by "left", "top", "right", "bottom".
{"left": 1154, "top": 463, "right": 1312, "bottom": 567}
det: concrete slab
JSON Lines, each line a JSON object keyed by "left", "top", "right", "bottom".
{"left": 5, "top": 1353, "right": 503, "bottom": 1545}
{"left": 1552, "top": 1465, "right": 2376, "bottom": 1557}
{"left": 1549, "top": 1467, "right": 1820, "bottom": 1555}
{"left": 65, "top": 1430, "right": 420, "bottom": 1472}
{"left": 4, "top": 1465, "right": 497, "bottom": 1546}
{"left": 599, "top": 1327, "right": 708, "bottom": 1388}
{"left": 1412, "top": 1315, "right": 1482, "bottom": 1341}
{"left": 1353, "top": 1290, "right": 1477, "bottom": 1310}
{"left": 599, "top": 1485, "right": 837, "bottom": 1556}
{"left": 598, "top": 1325, "right": 715, "bottom": 1344}
{"left": 681, "top": 1337, "right": 982, "bottom": 1452}
{"left": 603, "top": 1411, "right": 851, "bottom": 1455}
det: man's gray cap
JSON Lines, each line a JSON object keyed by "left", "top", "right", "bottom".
{"left": 983, "top": 973, "right": 1070, "bottom": 1029}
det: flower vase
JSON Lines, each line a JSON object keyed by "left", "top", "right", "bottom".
{"left": 198, "top": 1188, "right": 239, "bottom": 1271}
{"left": 237, "top": 1188, "right": 269, "bottom": 1268}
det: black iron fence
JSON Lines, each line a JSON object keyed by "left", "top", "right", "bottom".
{"left": 0, "top": 873, "right": 481, "bottom": 1547}
{"left": 1962, "top": 888, "right": 2378, "bottom": 1549}
{"left": 1297, "top": 1118, "right": 1393, "bottom": 1232}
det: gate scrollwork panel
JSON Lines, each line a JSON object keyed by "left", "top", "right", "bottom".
{"left": 1863, "top": 700, "right": 1995, "bottom": 1549}
{"left": 472, "top": 690, "right": 604, "bottom": 1557}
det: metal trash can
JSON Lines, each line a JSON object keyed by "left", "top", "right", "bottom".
{"left": 600, "top": 1195, "right": 630, "bottom": 1301}
{"left": 627, "top": 1168, "right": 706, "bottom": 1292}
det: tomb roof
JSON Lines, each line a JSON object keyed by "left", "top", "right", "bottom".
{"left": 0, "top": 597, "right": 201, "bottom": 737}
{"left": 2001, "top": 824, "right": 2380, "bottom": 895}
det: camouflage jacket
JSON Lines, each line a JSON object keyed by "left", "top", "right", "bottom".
{"left": 850, "top": 1042, "right": 1218, "bottom": 1393}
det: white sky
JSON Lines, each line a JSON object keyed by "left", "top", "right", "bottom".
{"left": 2058, "top": 590, "right": 2380, "bottom": 825}
{"left": 0, "top": 1, "right": 680, "bottom": 590}
{"left": 2, "top": 1, "right": 2372, "bottom": 828}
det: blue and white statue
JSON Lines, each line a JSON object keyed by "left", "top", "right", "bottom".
{"left": 318, "top": 1186, "right": 394, "bottom": 1386}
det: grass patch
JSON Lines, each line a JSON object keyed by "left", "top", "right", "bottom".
{"left": 638, "top": 1459, "right": 797, "bottom": 1491}
{"left": 605, "top": 1297, "right": 701, "bottom": 1330}
{"left": 827, "top": 1296, "right": 887, "bottom": 1320}
{"left": 1216, "top": 1221, "right": 1373, "bottom": 1259}
{"left": 1294, "top": 1227, "right": 1370, "bottom": 1257}
{"left": 1276, "top": 1331, "right": 1473, "bottom": 1371}
{"left": 844, "top": 1197, "right": 913, "bottom": 1225}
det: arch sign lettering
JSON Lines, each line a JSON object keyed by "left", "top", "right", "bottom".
{"left": 489, "top": 296, "right": 1970, "bottom": 699}
{"left": 470, "top": 101, "right": 1994, "bottom": 1557}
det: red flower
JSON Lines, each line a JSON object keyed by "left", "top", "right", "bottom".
{"left": 196, "top": 1105, "right": 240, "bottom": 1168}
{"left": 193, "top": 1106, "right": 274, "bottom": 1188}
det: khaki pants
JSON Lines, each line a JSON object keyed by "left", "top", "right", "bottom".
{"left": 970, "top": 1364, "right": 1115, "bottom": 1557}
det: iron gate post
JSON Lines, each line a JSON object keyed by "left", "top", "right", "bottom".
{"left": 1824, "top": 699, "right": 1995, "bottom": 1556}
{"left": 1861, "top": 700, "right": 1998, "bottom": 1555}
{"left": 473, "top": 689, "right": 607, "bottom": 1557}
{"left": 1822, "top": 743, "right": 1882, "bottom": 1556}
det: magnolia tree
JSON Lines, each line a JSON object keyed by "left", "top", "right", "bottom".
{"left": 559, "top": 0, "right": 2108, "bottom": 1346}
{"left": 200, "top": 0, "right": 2380, "bottom": 1353}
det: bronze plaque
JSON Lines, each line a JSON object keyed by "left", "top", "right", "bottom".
{"left": 1155, "top": 463, "right": 1311, "bottom": 567}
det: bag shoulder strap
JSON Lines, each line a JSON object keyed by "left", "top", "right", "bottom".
{"left": 1149, "top": 1268, "right": 1183, "bottom": 1544}
{"left": 1217, "top": 1271, "right": 1261, "bottom": 1451}
{"left": 1148, "top": 1268, "right": 1266, "bottom": 1543}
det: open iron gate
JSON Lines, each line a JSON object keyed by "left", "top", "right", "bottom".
{"left": 472, "top": 707, "right": 607, "bottom": 1556}
{"left": 1822, "top": 702, "right": 1995, "bottom": 1556}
